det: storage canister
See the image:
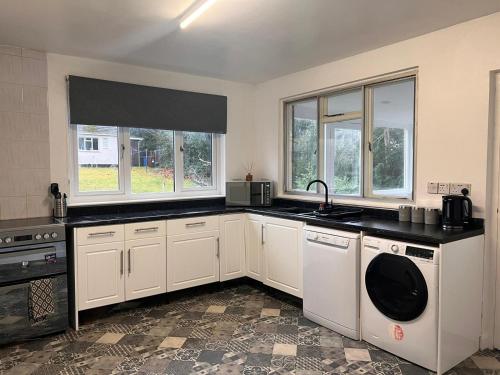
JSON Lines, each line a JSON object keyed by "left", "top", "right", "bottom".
{"left": 411, "top": 207, "right": 424, "bottom": 223}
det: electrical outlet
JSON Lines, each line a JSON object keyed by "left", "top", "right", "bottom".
{"left": 437, "top": 183, "right": 450, "bottom": 195}
{"left": 449, "top": 183, "right": 471, "bottom": 195}
{"left": 427, "top": 182, "right": 439, "bottom": 194}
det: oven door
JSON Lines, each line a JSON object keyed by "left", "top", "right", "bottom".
{"left": 0, "top": 274, "right": 68, "bottom": 344}
{"left": 0, "top": 242, "right": 68, "bottom": 345}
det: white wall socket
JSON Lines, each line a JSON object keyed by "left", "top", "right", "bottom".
{"left": 449, "top": 183, "right": 471, "bottom": 195}
{"left": 438, "top": 183, "right": 450, "bottom": 194}
{"left": 427, "top": 182, "right": 439, "bottom": 194}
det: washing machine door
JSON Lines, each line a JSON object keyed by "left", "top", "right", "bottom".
{"left": 365, "top": 253, "right": 428, "bottom": 322}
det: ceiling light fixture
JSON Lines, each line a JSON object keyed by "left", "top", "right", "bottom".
{"left": 180, "top": 0, "right": 217, "bottom": 29}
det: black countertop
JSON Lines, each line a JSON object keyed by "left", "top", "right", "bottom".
{"left": 60, "top": 199, "right": 484, "bottom": 245}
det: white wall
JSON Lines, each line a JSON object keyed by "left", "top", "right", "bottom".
{"left": 254, "top": 12, "right": 500, "bottom": 215}
{"left": 47, "top": 53, "right": 256, "bottom": 196}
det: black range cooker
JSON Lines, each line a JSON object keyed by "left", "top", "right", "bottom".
{"left": 0, "top": 217, "right": 68, "bottom": 345}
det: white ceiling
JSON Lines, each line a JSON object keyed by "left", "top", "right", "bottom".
{"left": 1, "top": 0, "right": 499, "bottom": 83}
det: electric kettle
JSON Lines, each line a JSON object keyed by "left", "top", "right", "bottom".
{"left": 442, "top": 189, "right": 472, "bottom": 230}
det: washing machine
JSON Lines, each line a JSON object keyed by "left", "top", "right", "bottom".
{"left": 361, "top": 236, "right": 439, "bottom": 371}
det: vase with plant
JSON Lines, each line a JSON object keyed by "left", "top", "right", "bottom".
{"left": 245, "top": 161, "right": 254, "bottom": 181}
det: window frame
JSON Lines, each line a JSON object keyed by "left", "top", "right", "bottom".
{"left": 364, "top": 77, "right": 416, "bottom": 199}
{"left": 78, "top": 136, "right": 99, "bottom": 152}
{"left": 284, "top": 97, "right": 321, "bottom": 194}
{"left": 283, "top": 71, "right": 417, "bottom": 202}
{"left": 69, "top": 126, "right": 223, "bottom": 204}
{"left": 320, "top": 87, "right": 365, "bottom": 198}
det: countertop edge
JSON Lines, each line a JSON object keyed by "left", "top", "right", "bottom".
{"left": 60, "top": 207, "right": 484, "bottom": 245}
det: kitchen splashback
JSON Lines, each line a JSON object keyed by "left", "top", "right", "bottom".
{"left": 0, "top": 45, "right": 51, "bottom": 219}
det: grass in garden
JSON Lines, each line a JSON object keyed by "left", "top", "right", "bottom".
{"left": 79, "top": 167, "right": 120, "bottom": 192}
{"left": 131, "top": 167, "right": 174, "bottom": 193}
{"left": 79, "top": 167, "right": 175, "bottom": 193}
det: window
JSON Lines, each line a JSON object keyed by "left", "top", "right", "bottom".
{"left": 78, "top": 136, "right": 99, "bottom": 151}
{"left": 324, "top": 89, "right": 363, "bottom": 196}
{"left": 76, "top": 125, "right": 119, "bottom": 192}
{"left": 285, "top": 75, "right": 415, "bottom": 200}
{"left": 368, "top": 79, "right": 415, "bottom": 198}
{"left": 129, "top": 128, "right": 175, "bottom": 194}
{"left": 71, "top": 126, "right": 221, "bottom": 201}
{"left": 286, "top": 99, "right": 318, "bottom": 191}
{"left": 182, "top": 132, "right": 213, "bottom": 188}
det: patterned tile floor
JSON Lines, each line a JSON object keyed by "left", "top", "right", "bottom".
{"left": 0, "top": 283, "right": 498, "bottom": 374}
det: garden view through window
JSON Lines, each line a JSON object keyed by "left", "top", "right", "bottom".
{"left": 74, "top": 125, "right": 217, "bottom": 198}
{"left": 130, "top": 128, "right": 175, "bottom": 194}
{"left": 77, "top": 125, "right": 119, "bottom": 192}
{"left": 286, "top": 76, "right": 415, "bottom": 199}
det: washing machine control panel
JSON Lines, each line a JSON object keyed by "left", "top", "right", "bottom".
{"left": 406, "top": 246, "right": 434, "bottom": 260}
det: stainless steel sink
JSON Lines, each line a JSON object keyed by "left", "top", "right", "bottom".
{"left": 297, "top": 208, "right": 364, "bottom": 220}
{"left": 266, "top": 206, "right": 363, "bottom": 220}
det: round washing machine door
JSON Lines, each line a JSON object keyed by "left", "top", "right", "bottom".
{"left": 365, "top": 253, "right": 428, "bottom": 322}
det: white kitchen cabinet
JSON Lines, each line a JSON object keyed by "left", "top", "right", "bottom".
{"left": 167, "top": 230, "right": 220, "bottom": 292}
{"left": 75, "top": 222, "right": 167, "bottom": 312}
{"left": 245, "top": 214, "right": 264, "bottom": 281}
{"left": 125, "top": 236, "right": 167, "bottom": 301}
{"left": 219, "top": 214, "right": 246, "bottom": 281}
{"left": 263, "top": 216, "right": 303, "bottom": 298}
{"left": 77, "top": 241, "right": 125, "bottom": 310}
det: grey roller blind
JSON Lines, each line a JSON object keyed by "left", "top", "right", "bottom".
{"left": 68, "top": 75, "right": 227, "bottom": 134}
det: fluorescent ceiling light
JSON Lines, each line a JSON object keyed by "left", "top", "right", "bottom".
{"left": 180, "top": 0, "right": 217, "bottom": 29}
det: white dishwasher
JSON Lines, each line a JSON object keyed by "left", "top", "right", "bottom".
{"left": 303, "top": 225, "right": 361, "bottom": 340}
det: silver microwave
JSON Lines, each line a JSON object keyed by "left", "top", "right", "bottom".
{"left": 226, "top": 181, "right": 273, "bottom": 207}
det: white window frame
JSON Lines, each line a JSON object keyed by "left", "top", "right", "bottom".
{"left": 78, "top": 136, "right": 99, "bottom": 152}
{"left": 69, "top": 125, "right": 223, "bottom": 204}
{"left": 364, "top": 77, "right": 415, "bottom": 199}
{"left": 283, "top": 71, "right": 416, "bottom": 202}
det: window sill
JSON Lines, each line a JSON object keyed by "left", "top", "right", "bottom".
{"left": 68, "top": 194, "right": 225, "bottom": 207}
{"left": 278, "top": 192, "right": 413, "bottom": 210}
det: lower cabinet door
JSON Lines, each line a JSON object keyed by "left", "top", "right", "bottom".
{"left": 167, "top": 231, "right": 220, "bottom": 292}
{"left": 245, "top": 214, "right": 264, "bottom": 281}
{"left": 125, "top": 237, "right": 167, "bottom": 301}
{"left": 220, "top": 214, "right": 246, "bottom": 281}
{"left": 263, "top": 217, "right": 303, "bottom": 298}
{"left": 77, "top": 242, "right": 125, "bottom": 310}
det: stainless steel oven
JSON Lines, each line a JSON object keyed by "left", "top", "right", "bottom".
{"left": 226, "top": 181, "right": 273, "bottom": 206}
{"left": 0, "top": 218, "right": 68, "bottom": 345}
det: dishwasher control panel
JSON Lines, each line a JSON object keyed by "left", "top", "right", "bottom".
{"left": 306, "top": 231, "right": 350, "bottom": 247}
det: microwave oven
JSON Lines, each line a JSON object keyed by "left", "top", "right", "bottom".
{"left": 226, "top": 181, "right": 273, "bottom": 207}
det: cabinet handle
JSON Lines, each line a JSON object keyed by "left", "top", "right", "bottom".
{"left": 186, "top": 222, "right": 206, "bottom": 228}
{"left": 216, "top": 237, "right": 220, "bottom": 258}
{"left": 88, "top": 231, "right": 115, "bottom": 238}
{"left": 128, "top": 249, "right": 131, "bottom": 274}
{"left": 134, "top": 227, "right": 159, "bottom": 233}
{"left": 261, "top": 224, "right": 265, "bottom": 245}
{"left": 261, "top": 185, "right": 264, "bottom": 205}
{"left": 120, "top": 250, "right": 124, "bottom": 275}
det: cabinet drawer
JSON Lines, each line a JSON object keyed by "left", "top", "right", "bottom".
{"left": 76, "top": 225, "right": 124, "bottom": 246}
{"left": 167, "top": 216, "right": 219, "bottom": 236}
{"left": 125, "top": 221, "right": 166, "bottom": 240}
